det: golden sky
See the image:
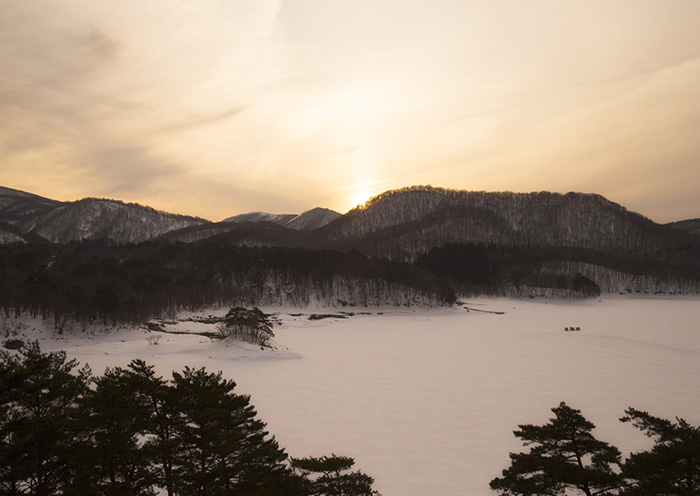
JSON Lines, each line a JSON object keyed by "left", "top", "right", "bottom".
{"left": 2, "top": 0, "right": 700, "bottom": 222}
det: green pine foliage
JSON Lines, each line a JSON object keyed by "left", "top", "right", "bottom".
{"left": 0, "top": 341, "right": 91, "bottom": 496}
{"left": 492, "top": 404, "right": 700, "bottom": 496}
{"left": 572, "top": 274, "right": 602, "bottom": 298}
{"left": 171, "top": 366, "right": 291, "bottom": 494}
{"left": 620, "top": 408, "right": 700, "bottom": 495}
{"left": 0, "top": 343, "right": 378, "bottom": 496}
{"left": 217, "top": 307, "right": 277, "bottom": 346}
{"left": 490, "top": 402, "right": 623, "bottom": 496}
{"left": 9, "top": 344, "right": 697, "bottom": 496}
{"left": 73, "top": 364, "right": 159, "bottom": 496}
{"left": 124, "top": 359, "right": 184, "bottom": 496}
{"left": 416, "top": 243, "right": 496, "bottom": 286}
{"left": 292, "top": 454, "right": 381, "bottom": 496}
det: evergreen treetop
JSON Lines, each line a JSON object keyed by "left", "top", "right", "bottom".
{"left": 620, "top": 407, "right": 700, "bottom": 495}
{"left": 490, "top": 402, "right": 623, "bottom": 496}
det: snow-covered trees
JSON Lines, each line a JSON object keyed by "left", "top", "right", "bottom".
{"left": 3, "top": 185, "right": 699, "bottom": 300}
{"left": 13, "top": 198, "right": 206, "bottom": 245}
{"left": 332, "top": 186, "right": 693, "bottom": 261}
{"left": 0, "top": 243, "right": 452, "bottom": 328}
{"left": 0, "top": 344, "right": 380, "bottom": 496}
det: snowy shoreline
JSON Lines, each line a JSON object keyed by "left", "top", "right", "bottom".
{"left": 3, "top": 293, "right": 700, "bottom": 365}
{"left": 3, "top": 295, "right": 700, "bottom": 496}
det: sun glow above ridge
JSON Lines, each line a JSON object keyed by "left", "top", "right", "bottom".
{"left": 349, "top": 189, "right": 373, "bottom": 210}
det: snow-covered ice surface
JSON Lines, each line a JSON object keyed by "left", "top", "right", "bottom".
{"left": 14, "top": 296, "right": 700, "bottom": 496}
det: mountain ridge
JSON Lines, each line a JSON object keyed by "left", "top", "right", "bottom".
{"left": 0, "top": 189, "right": 208, "bottom": 245}
{"left": 0, "top": 187, "right": 345, "bottom": 244}
{"left": 666, "top": 218, "right": 700, "bottom": 236}
{"left": 222, "top": 207, "right": 341, "bottom": 231}
{"left": 319, "top": 186, "right": 681, "bottom": 261}
{"left": 1, "top": 185, "right": 699, "bottom": 300}
{"left": 1, "top": 185, "right": 698, "bottom": 255}
{"left": 0, "top": 186, "right": 65, "bottom": 226}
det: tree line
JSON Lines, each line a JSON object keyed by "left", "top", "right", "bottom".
{"left": 333, "top": 186, "right": 700, "bottom": 265}
{"left": 3, "top": 238, "right": 697, "bottom": 333}
{"left": 0, "top": 242, "right": 452, "bottom": 330}
{"left": 491, "top": 402, "right": 700, "bottom": 496}
{"left": 0, "top": 343, "right": 380, "bottom": 496}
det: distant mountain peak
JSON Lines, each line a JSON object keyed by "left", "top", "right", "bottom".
{"left": 222, "top": 212, "right": 296, "bottom": 225}
{"left": 666, "top": 218, "right": 700, "bottom": 236}
{"left": 0, "top": 186, "right": 65, "bottom": 225}
{"left": 1, "top": 185, "right": 696, "bottom": 259}
{"left": 223, "top": 207, "right": 340, "bottom": 230}
{"left": 0, "top": 190, "right": 207, "bottom": 245}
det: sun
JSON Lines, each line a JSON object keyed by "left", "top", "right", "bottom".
{"left": 349, "top": 190, "right": 373, "bottom": 210}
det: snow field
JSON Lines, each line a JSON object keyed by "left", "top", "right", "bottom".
{"left": 25, "top": 297, "right": 700, "bottom": 496}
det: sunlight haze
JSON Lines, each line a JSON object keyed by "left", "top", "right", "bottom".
{"left": 2, "top": 0, "right": 700, "bottom": 222}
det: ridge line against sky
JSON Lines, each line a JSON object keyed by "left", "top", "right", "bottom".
{"left": 2, "top": 0, "right": 700, "bottom": 223}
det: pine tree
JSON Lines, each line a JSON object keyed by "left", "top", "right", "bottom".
{"left": 125, "top": 360, "right": 183, "bottom": 496}
{"left": 217, "top": 307, "right": 276, "bottom": 346}
{"left": 76, "top": 364, "right": 158, "bottom": 496}
{"left": 171, "top": 366, "right": 291, "bottom": 495}
{"left": 1, "top": 346, "right": 382, "bottom": 496}
{"left": 0, "top": 341, "right": 91, "bottom": 496}
{"left": 490, "top": 402, "right": 623, "bottom": 496}
{"left": 620, "top": 407, "right": 700, "bottom": 495}
{"left": 291, "top": 454, "right": 381, "bottom": 496}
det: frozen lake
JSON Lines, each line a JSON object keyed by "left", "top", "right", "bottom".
{"left": 33, "top": 296, "right": 700, "bottom": 496}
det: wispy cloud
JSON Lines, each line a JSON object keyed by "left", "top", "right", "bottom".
{"left": 1, "top": 0, "right": 283, "bottom": 212}
{"left": 158, "top": 108, "right": 246, "bottom": 135}
{"left": 2, "top": 0, "right": 700, "bottom": 222}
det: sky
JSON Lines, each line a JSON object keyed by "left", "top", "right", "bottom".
{"left": 2, "top": 0, "right": 700, "bottom": 223}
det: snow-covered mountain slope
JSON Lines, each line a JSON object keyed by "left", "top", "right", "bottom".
{"left": 166, "top": 207, "right": 343, "bottom": 244}
{"left": 222, "top": 207, "right": 340, "bottom": 230}
{"left": 1, "top": 185, "right": 696, "bottom": 263}
{"left": 16, "top": 198, "right": 207, "bottom": 245}
{"left": 0, "top": 227, "right": 25, "bottom": 244}
{"left": 285, "top": 207, "right": 342, "bottom": 230}
{"left": 0, "top": 186, "right": 338, "bottom": 245}
{"left": 222, "top": 211, "right": 297, "bottom": 225}
{"left": 666, "top": 218, "right": 700, "bottom": 235}
{"left": 155, "top": 220, "right": 307, "bottom": 245}
{"left": 320, "top": 186, "right": 694, "bottom": 260}
{"left": 0, "top": 186, "right": 64, "bottom": 226}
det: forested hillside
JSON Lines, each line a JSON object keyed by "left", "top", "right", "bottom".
{"left": 2, "top": 185, "right": 699, "bottom": 319}
{"left": 322, "top": 186, "right": 696, "bottom": 261}
{"left": 0, "top": 242, "right": 452, "bottom": 328}
{"left": 15, "top": 198, "right": 207, "bottom": 245}
{"left": 0, "top": 186, "right": 63, "bottom": 224}
{"left": 667, "top": 217, "right": 700, "bottom": 235}
{"left": 0, "top": 190, "right": 207, "bottom": 245}
{"left": 223, "top": 207, "right": 341, "bottom": 230}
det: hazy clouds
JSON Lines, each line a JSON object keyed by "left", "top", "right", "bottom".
{"left": 2, "top": 0, "right": 700, "bottom": 221}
